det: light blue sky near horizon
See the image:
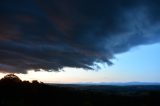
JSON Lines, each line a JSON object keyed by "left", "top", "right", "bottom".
{"left": 1, "top": 43, "right": 160, "bottom": 83}
{"left": 100, "top": 43, "right": 160, "bottom": 82}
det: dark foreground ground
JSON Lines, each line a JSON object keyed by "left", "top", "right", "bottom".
{"left": 0, "top": 74, "right": 160, "bottom": 106}
{"left": 0, "top": 81, "right": 160, "bottom": 106}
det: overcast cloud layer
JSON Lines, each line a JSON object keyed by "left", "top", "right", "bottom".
{"left": 0, "top": 0, "right": 160, "bottom": 73}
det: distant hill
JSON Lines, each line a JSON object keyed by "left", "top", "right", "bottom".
{"left": 68, "top": 82, "right": 160, "bottom": 86}
{"left": 0, "top": 74, "right": 160, "bottom": 106}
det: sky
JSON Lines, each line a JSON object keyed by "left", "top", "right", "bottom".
{"left": 1, "top": 43, "right": 159, "bottom": 83}
{"left": 0, "top": 0, "right": 160, "bottom": 83}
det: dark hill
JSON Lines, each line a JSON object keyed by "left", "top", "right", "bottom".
{"left": 0, "top": 74, "right": 160, "bottom": 106}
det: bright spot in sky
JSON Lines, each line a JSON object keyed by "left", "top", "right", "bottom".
{"left": 1, "top": 43, "right": 160, "bottom": 83}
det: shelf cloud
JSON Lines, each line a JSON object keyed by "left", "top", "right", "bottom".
{"left": 0, "top": 0, "right": 160, "bottom": 73}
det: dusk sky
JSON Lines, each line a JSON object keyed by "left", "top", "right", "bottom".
{"left": 0, "top": 0, "right": 160, "bottom": 83}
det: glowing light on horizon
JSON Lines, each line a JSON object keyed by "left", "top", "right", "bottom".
{"left": 0, "top": 43, "right": 160, "bottom": 83}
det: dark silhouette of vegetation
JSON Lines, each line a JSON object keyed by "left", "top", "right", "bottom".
{"left": 0, "top": 74, "right": 22, "bottom": 84}
{"left": 0, "top": 74, "right": 160, "bottom": 106}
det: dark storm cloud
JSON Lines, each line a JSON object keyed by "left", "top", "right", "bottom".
{"left": 0, "top": 0, "right": 160, "bottom": 73}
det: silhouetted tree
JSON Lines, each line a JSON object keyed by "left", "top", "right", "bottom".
{"left": 23, "top": 80, "right": 30, "bottom": 84}
{"left": 0, "top": 74, "right": 22, "bottom": 85}
{"left": 32, "top": 80, "right": 39, "bottom": 84}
